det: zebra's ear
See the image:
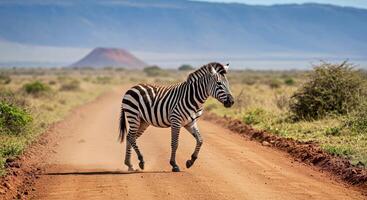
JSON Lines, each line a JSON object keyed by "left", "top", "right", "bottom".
{"left": 224, "top": 63, "right": 229, "bottom": 71}
{"left": 209, "top": 65, "right": 217, "bottom": 75}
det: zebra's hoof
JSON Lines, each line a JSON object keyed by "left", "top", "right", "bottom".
{"left": 172, "top": 166, "right": 180, "bottom": 172}
{"left": 128, "top": 167, "right": 134, "bottom": 172}
{"left": 139, "top": 161, "right": 145, "bottom": 170}
{"left": 186, "top": 160, "right": 193, "bottom": 168}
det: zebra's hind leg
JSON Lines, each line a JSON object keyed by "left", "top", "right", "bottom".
{"left": 124, "top": 141, "right": 134, "bottom": 171}
{"left": 124, "top": 114, "right": 139, "bottom": 171}
{"left": 135, "top": 122, "right": 149, "bottom": 170}
{"left": 184, "top": 121, "right": 203, "bottom": 169}
{"left": 126, "top": 121, "right": 148, "bottom": 171}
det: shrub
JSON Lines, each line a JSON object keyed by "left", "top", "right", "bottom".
{"left": 144, "top": 66, "right": 167, "bottom": 77}
{"left": 267, "top": 79, "right": 281, "bottom": 89}
{"left": 178, "top": 64, "right": 194, "bottom": 71}
{"left": 284, "top": 77, "right": 295, "bottom": 86}
{"left": 289, "top": 62, "right": 365, "bottom": 120}
{"left": 0, "top": 74, "right": 11, "bottom": 84}
{"left": 0, "top": 101, "right": 32, "bottom": 135}
{"left": 60, "top": 80, "right": 81, "bottom": 91}
{"left": 23, "top": 81, "right": 51, "bottom": 96}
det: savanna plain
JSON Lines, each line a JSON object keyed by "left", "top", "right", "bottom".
{"left": 0, "top": 63, "right": 366, "bottom": 199}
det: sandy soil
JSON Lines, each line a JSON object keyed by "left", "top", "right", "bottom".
{"left": 30, "top": 87, "right": 365, "bottom": 200}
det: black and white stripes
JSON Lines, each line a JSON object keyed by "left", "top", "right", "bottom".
{"left": 119, "top": 62, "right": 234, "bottom": 172}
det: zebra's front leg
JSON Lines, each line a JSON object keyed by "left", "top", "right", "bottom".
{"left": 184, "top": 122, "right": 203, "bottom": 169}
{"left": 170, "top": 122, "right": 181, "bottom": 172}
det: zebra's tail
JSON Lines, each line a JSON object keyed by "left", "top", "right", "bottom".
{"left": 118, "top": 107, "right": 127, "bottom": 143}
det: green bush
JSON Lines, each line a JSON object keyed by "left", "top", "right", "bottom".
{"left": 284, "top": 77, "right": 295, "bottom": 86}
{"left": 144, "top": 66, "right": 167, "bottom": 77}
{"left": 23, "top": 81, "right": 51, "bottom": 96}
{"left": 0, "top": 101, "right": 32, "bottom": 135}
{"left": 178, "top": 64, "right": 194, "bottom": 71}
{"left": 289, "top": 62, "right": 365, "bottom": 120}
{"left": 60, "top": 80, "right": 81, "bottom": 91}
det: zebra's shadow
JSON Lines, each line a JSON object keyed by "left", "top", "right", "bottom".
{"left": 41, "top": 170, "right": 174, "bottom": 176}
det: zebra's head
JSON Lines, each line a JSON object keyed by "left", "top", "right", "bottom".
{"left": 207, "top": 63, "right": 234, "bottom": 108}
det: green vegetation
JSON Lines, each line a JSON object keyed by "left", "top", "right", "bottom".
{"left": 284, "top": 77, "right": 295, "bottom": 86}
{"left": 243, "top": 108, "right": 267, "bottom": 125}
{"left": 205, "top": 62, "right": 367, "bottom": 167}
{"left": 23, "top": 81, "right": 51, "bottom": 96}
{"left": 178, "top": 64, "right": 195, "bottom": 71}
{"left": 0, "top": 101, "right": 32, "bottom": 135}
{"left": 144, "top": 65, "right": 167, "bottom": 77}
{"left": 290, "top": 62, "right": 365, "bottom": 120}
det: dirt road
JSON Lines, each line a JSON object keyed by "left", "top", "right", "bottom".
{"left": 32, "top": 87, "right": 364, "bottom": 200}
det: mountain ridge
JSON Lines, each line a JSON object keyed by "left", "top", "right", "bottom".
{"left": 0, "top": 0, "right": 366, "bottom": 58}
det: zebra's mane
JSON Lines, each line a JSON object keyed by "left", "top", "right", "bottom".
{"left": 187, "top": 62, "right": 227, "bottom": 82}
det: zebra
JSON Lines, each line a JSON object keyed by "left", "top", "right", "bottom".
{"left": 119, "top": 62, "right": 234, "bottom": 172}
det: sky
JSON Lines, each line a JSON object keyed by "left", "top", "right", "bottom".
{"left": 196, "top": 0, "right": 367, "bottom": 9}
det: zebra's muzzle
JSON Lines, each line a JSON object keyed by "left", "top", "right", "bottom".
{"left": 223, "top": 94, "right": 234, "bottom": 108}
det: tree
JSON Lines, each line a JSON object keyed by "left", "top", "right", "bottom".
{"left": 178, "top": 64, "right": 194, "bottom": 71}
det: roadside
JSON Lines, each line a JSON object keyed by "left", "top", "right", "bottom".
{"left": 203, "top": 113, "right": 367, "bottom": 192}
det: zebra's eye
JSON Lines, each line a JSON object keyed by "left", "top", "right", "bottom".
{"left": 217, "top": 82, "right": 222, "bottom": 85}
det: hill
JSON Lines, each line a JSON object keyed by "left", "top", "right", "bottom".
{"left": 71, "top": 47, "right": 147, "bottom": 68}
{"left": 0, "top": 0, "right": 367, "bottom": 65}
